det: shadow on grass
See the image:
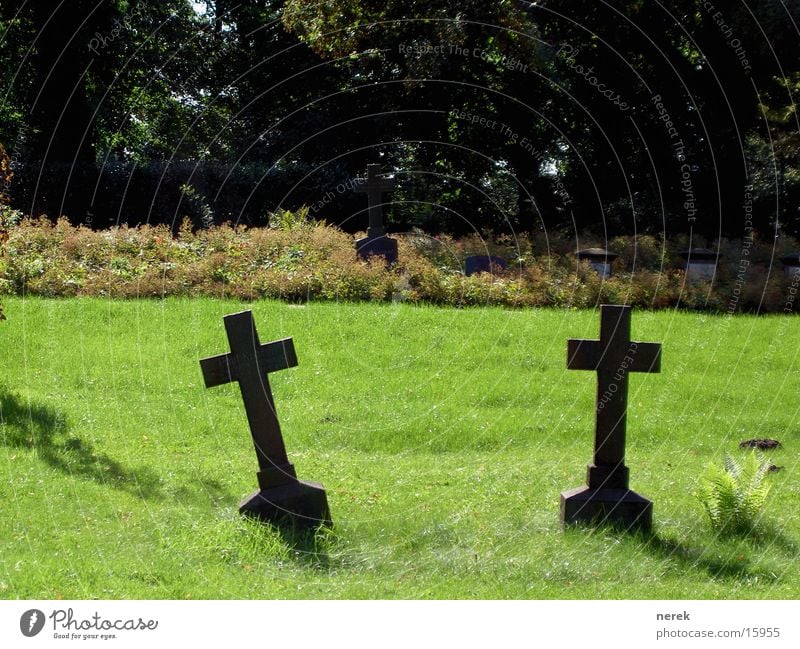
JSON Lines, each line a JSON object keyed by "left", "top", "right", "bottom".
{"left": 745, "top": 523, "right": 799, "bottom": 556}
{"left": 638, "top": 532, "right": 759, "bottom": 580}
{"left": 568, "top": 519, "right": 793, "bottom": 582}
{"left": 636, "top": 525, "right": 793, "bottom": 581}
{"left": 0, "top": 389, "right": 164, "bottom": 500}
{"left": 173, "top": 480, "right": 233, "bottom": 508}
{"left": 275, "top": 522, "right": 334, "bottom": 570}
{"left": 229, "top": 514, "right": 334, "bottom": 570}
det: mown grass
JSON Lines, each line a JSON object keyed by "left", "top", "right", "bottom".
{"left": 0, "top": 297, "right": 798, "bottom": 599}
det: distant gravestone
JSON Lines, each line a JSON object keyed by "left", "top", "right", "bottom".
{"left": 561, "top": 304, "right": 661, "bottom": 531}
{"left": 679, "top": 248, "right": 719, "bottom": 282}
{"left": 464, "top": 255, "right": 507, "bottom": 276}
{"left": 780, "top": 253, "right": 800, "bottom": 279}
{"left": 354, "top": 164, "right": 398, "bottom": 264}
{"left": 576, "top": 248, "right": 618, "bottom": 278}
{"left": 200, "top": 310, "right": 330, "bottom": 527}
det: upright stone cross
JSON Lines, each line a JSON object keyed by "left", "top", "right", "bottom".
{"left": 200, "top": 310, "right": 330, "bottom": 527}
{"left": 353, "top": 164, "right": 399, "bottom": 263}
{"left": 561, "top": 304, "right": 661, "bottom": 530}
{"left": 355, "top": 163, "right": 396, "bottom": 238}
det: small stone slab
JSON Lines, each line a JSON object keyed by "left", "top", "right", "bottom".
{"left": 560, "top": 486, "right": 653, "bottom": 531}
{"left": 239, "top": 479, "right": 330, "bottom": 527}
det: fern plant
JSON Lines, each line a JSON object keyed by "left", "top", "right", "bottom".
{"left": 268, "top": 207, "right": 311, "bottom": 231}
{"left": 696, "top": 452, "right": 773, "bottom": 534}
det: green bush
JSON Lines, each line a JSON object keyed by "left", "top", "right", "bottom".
{"left": 0, "top": 142, "right": 16, "bottom": 321}
{"left": 696, "top": 452, "right": 773, "bottom": 534}
{"left": 1, "top": 215, "right": 799, "bottom": 311}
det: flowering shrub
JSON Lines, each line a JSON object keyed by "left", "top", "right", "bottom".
{"left": 1, "top": 215, "right": 798, "bottom": 312}
{"left": 0, "top": 142, "right": 16, "bottom": 320}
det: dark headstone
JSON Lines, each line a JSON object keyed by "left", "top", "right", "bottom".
{"left": 354, "top": 164, "right": 398, "bottom": 264}
{"left": 679, "top": 248, "right": 720, "bottom": 282}
{"left": 780, "top": 253, "right": 800, "bottom": 279}
{"left": 464, "top": 255, "right": 507, "bottom": 276}
{"left": 561, "top": 304, "right": 662, "bottom": 531}
{"left": 200, "top": 310, "right": 330, "bottom": 528}
{"left": 355, "top": 235, "right": 399, "bottom": 264}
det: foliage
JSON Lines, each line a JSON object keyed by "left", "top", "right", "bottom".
{"left": 1, "top": 215, "right": 799, "bottom": 312}
{"left": 696, "top": 453, "right": 773, "bottom": 534}
{"left": 1, "top": 2, "right": 798, "bottom": 236}
{"left": 179, "top": 183, "right": 215, "bottom": 229}
{"left": 268, "top": 207, "right": 313, "bottom": 231}
{"left": 0, "top": 142, "right": 12, "bottom": 321}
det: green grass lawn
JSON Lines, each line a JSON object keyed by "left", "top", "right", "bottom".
{"left": 1, "top": 297, "right": 798, "bottom": 599}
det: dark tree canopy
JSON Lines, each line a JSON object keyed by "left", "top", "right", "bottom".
{"left": 0, "top": 0, "right": 797, "bottom": 239}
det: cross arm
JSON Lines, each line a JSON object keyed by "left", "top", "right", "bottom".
{"left": 256, "top": 337, "right": 298, "bottom": 373}
{"left": 627, "top": 341, "right": 661, "bottom": 373}
{"left": 200, "top": 352, "right": 239, "bottom": 388}
{"left": 566, "top": 338, "right": 661, "bottom": 373}
{"left": 199, "top": 338, "right": 298, "bottom": 389}
{"left": 354, "top": 178, "right": 397, "bottom": 193}
{"left": 567, "top": 339, "right": 600, "bottom": 370}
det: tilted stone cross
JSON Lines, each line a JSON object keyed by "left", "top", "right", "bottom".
{"left": 561, "top": 304, "right": 661, "bottom": 530}
{"left": 200, "top": 310, "right": 330, "bottom": 527}
{"left": 355, "top": 163, "right": 396, "bottom": 238}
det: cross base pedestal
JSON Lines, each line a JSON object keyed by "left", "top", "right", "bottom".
{"left": 586, "top": 463, "right": 629, "bottom": 490}
{"left": 560, "top": 486, "right": 652, "bottom": 531}
{"left": 239, "top": 480, "right": 331, "bottom": 528}
{"left": 356, "top": 236, "right": 398, "bottom": 264}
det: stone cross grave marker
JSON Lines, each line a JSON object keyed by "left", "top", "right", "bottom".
{"left": 561, "top": 304, "right": 661, "bottom": 530}
{"left": 354, "top": 163, "right": 398, "bottom": 263}
{"left": 200, "top": 310, "right": 330, "bottom": 527}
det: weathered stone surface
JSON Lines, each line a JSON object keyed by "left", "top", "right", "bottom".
{"left": 679, "top": 248, "right": 720, "bottom": 282}
{"left": 575, "top": 248, "right": 618, "bottom": 278}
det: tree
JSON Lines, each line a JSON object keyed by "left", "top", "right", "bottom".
{"left": 282, "top": 0, "right": 800, "bottom": 239}
{"left": 283, "top": 0, "right": 547, "bottom": 233}
{"left": 1, "top": 1, "right": 798, "bottom": 237}
{"left": 0, "top": 142, "right": 12, "bottom": 321}
{"left": 0, "top": 1, "right": 230, "bottom": 224}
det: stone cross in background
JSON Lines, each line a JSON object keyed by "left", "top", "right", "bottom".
{"left": 354, "top": 163, "right": 399, "bottom": 263}
{"left": 561, "top": 304, "right": 661, "bottom": 530}
{"left": 201, "top": 310, "right": 330, "bottom": 527}
{"left": 355, "top": 163, "right": 396, "bottom": 238}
